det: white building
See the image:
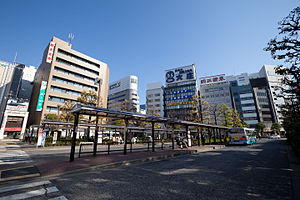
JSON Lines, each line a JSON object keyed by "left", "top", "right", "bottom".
{"left": 108, "top": 75, "right": 139, "bottom": 112}
{"left": 146, "top": 82, "right": 164, "bottom": 117}
{"left": 258, "top": 65, "right": 285, "bottom": 123}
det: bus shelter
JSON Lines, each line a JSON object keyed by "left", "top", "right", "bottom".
{"left": 69, "top": 104, "right": 228, "bottom": 162}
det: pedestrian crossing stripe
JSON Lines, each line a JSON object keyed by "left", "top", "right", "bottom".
{"left": 0, "top": 180, "right": 68, "bottom": 200}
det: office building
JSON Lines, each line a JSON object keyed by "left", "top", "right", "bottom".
{"left": 146, "top": 82, "right": 164, "bottom": 117}
{"left": 199, "top": 74, "right": 233, "bottom": 124}
{"left": 258, "top": 65, "right": 285, "bottom": 123}
{"left": 164, "top": 64, "right": 197, "bottom": 121}
{"left": 250, "top": 77, "right": 276, "bottom": 130}
{"left": 0, "top": 61, "right": 15, "bottom": 128}
{"left": 0, "top": 62, "right": 36, "bottom": 139}
{"left": 28, "top": 36, "right": 109, "bottom": 126}
{"left": 108, "top": 75, "right": 139, "bottom": 112}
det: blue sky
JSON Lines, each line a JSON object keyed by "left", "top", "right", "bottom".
{"left": 0, "top": 0, "right": 298, "bottom": 104}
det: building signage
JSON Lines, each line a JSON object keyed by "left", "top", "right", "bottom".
{"left": 200, "top": 74, "right": 226, "bottom": 85}
{"left": 46, "top": 41, "right": 55, "bottom": 63}
{"left": 165, "top": 64, "right": 196, "bottom": 85}
{"left": 109, "top": 82, "right": 121, "bottom": 90}
{"left": 36, "top": 81, "right": 47, "bottom": 111}
{"left": 6, "top": 101, "right": 29, "bottom": 112}
{"left": 4, "top": 127, "right": 22, "bottom": 132}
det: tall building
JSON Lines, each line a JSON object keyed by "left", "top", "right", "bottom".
{"left": 0, "top": 62, "right": 37, "bottom": 139}
{"left": 258, "top": 65, "right": 285, "bottom": 123}
{"left": 0, "top": 61, "right": 15, "bottom": 127}
{"left": 199, "top": 74, "right": 233, "bottom": 124}
{"left": 164, "top": 64, "right": 197, "bottom": 121}
{"left": 28, "top": 37, "right": 109, "bottom": 126}
{"left": 227, "top": 73, "right": 260, "bottom": 127}
{"left": 146, "top": 82, "right": 164, "bottom": 117}
{"left": 107, "top": 75, "right": 139, "bottom": 112}
{"left": 18, "top": 66, "right": 36, "bottom": 101}
{"left": 249, "top": 77, "right": 276, "bottom": 130}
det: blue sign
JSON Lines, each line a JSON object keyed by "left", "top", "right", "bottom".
{"left": 165, "top": 65, "right": 196, "bottom": 85}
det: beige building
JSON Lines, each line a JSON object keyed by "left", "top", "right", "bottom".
{"left": 28, "top": 37, "right": 109, "bottom": 126}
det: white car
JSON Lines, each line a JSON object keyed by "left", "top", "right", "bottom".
{"left": 268, "top": 134, "right": 281, "bottom": 139}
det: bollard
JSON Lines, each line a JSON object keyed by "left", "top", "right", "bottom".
{"left": 108, "top": 143, "right": 110, "bottom": 155}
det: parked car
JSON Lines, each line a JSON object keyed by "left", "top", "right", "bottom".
{"left": 268, "top": 134, "right": 281, "bottom": 139}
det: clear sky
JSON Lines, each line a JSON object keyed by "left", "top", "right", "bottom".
{"left": 0, "top": 0, "right": 298, "bottom": 104}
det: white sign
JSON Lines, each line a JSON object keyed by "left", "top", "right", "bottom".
{"left": 46, "top": 42, "right": 55, "bottom": 63}
{"left": 200, "top": 74, "right": 226, "bottom": 85}
{"left": 165, "top": 64, "right": 196, "bottom": 85}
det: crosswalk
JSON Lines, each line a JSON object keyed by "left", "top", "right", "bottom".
{"left": 0, "top": 180, "right": 68, "bottom": 200}
{"left": 0, "top": 143, "right": 32, "bottom": 165}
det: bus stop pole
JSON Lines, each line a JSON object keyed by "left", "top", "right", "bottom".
{"left": 152, "top": 122, "right": 155, "bottom": 152}
{"left": 123, "top": 119, "right": 129, "bottom": 155}
{"left": 70, "top": 113, "right": 79, "bottom": 162}
{"left": 93, "top": 115, "right": 99, "bottom": 157}
{"left": 171, "top": 124, "right": 175, "bottom": 150}
{"left": 197, "top": 127, "right": 200, "bottom": 146}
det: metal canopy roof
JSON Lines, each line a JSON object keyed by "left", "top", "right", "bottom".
{"left": 70, "top": 104, "right": 228, "bottom": 130}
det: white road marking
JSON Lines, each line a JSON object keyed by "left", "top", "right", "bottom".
{"left": 0, "top": 186, "right": 59, "bottom": 200}
{"left": 0, "top": 180, "right": 51, "bottom": 193}
{"left": 48, "top": 196, "right": 68, "bottom": 200}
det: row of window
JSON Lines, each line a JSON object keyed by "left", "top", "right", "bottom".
{"left": 52, "top": 76, "right": 97, "bottom": 91}
{"left": 48, "top": 96, "right": 80, "bottom": 104}
{"left": 56, "top": 57, "right": 99, "bottom": 76}
{"left": 202, "top": 93, "right": 229, "bottom": 99}
{"left": 51, "top": 86, "right": 82, "bottom": 96}
{"left": 54, "top": 67, "right": 95, "bottom": 82}
{"left": 58, "top": 48, "right": 100, "bottom": 69}
{"left": 108, "top": 94, "right": 126, "bottom": 101}
{"left": 203, "top": 87, "right": 225, "bottom": 93}
{"left": 166, "top": 104, "right": 193, "bottom": 110}
{"left": 147, "top": 93, "right": 161, "bottom": 97}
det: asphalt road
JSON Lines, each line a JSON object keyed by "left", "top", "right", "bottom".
{"left": 50, "top": 139, "right": 293, "bottom": 200}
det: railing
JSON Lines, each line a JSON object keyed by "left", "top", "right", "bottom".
{"left": 78, "top": 141, "right": 173, "bottom": 158}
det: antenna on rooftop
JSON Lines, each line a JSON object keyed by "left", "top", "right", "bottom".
{"left": 68, "top": 33, "right": 74, "bottom": 46}
{"left": 13, "top": 52, "right": 18, "bottom": 64}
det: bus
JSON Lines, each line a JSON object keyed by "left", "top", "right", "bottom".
{"left": 228, "top": 127, "right": 256, "bottom": 145}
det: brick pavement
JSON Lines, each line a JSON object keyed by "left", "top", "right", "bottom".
{"left": 36, "top": 145, "right": 224, "bottom": 177}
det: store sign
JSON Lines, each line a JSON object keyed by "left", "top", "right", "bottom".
{"left": 46, "top": 41, "right": 55, "bottom": 63}
{"left": 165, "top": 65, "right": 196, "bottom": 85}
{"left": 36, "top": 81, "right": 47, "bottom": 111}
{"left": 4, "top": 127, "right": 22, "bottom": 132}
{"left": 109, "top": 82, "right": 121, "bottom": 90}
{"left": 200, "top": 74, "right": 226, "bottom": 85}
{"left": 6, "top": 101, "right": 29, "bottom": 112}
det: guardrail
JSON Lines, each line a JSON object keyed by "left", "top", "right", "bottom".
{"left": 78, "top": 141, "right": 172, "bottom": 158}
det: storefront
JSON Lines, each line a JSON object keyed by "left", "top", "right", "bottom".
{"left": 0, "top": 100, "right": 29, "bottom": 139}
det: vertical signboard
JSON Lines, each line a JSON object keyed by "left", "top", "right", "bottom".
{"left": 36, "top": 81, "right": 47, "bottom": 111}
{"left": 46, "top": 41, "right": 55, "bottom": 63}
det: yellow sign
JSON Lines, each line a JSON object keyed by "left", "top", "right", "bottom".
{"left": 234, "top": 136, "right": 240, "bottom": 140}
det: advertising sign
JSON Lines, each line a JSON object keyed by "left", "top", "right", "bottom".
{"left": 6, "top": 101, "right": 29, "bottom": 112}
{"left": 36, "top": 81, "right": 47, "bottom": 111}
{"left": 165, "top": 64, "right": 196, "bottom": 85}
{"left": 199, "top": 74, "right": 226, "bottom": 85}
{"left": 46, "top": 41, "right": 55, "bottom": 63}
{"left": 37, "top": 129, "right": 46, "bottom": 147}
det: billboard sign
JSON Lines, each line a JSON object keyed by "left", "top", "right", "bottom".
{"left": 6, "top": 100, "right": 29, "bottom": 112}
{"left": 36, "top": 81, "right": 47, "bottom": 111}
{"left": 165, "top": 64, "right": 196, "bottom": 85}
{"left": 46, "top": 41, "right": 55, "bottom": 63}
{"left": 200, "top": 74, "right": 226, "bottom": 85}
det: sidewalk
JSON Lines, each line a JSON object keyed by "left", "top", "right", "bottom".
{"left": 37, "top": 144, "right": 225, "bottom": 177}
{"left": 287, "top": 145, "right": 300, "bottom": 200}
{"left": 0, "top": 139, "right": 225, "bottom": 181}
